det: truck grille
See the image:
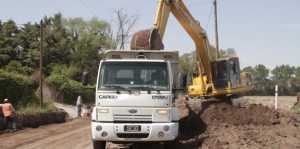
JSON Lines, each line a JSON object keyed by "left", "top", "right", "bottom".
{"left": 113, "top": 114, "right": 152, "bottom": 122}
{"left": 117, "top": 133, "right": 149, "bottom": 138}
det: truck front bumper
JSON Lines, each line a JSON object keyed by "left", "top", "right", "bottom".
{"left": 91, "top": 121, "right": 178, "bottom": 142}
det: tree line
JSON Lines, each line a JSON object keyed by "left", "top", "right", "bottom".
{"left": 0, "top": 11, "right": 139, "bottom": 105}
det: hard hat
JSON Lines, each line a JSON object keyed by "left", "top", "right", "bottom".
{"left": 4, "top": 98, "right": 8, "bottom": 102}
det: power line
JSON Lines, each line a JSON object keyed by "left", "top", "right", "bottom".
{"left": 80, "top": 0, "right": 98, "bottom": 17}
{"left": 85, "top": 0, "right": 105, "bottom": 18}
{"left": 94, "top": 0, "right": 106, "bottom": 11}
{"left": 205, "top": 4, "right": 214, "bottom": 30}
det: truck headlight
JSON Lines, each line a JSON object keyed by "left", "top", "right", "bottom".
{"left": 98, "top": 108, "right": 109, "bottom": 113}
{"left": 157, "top": 109, "right": 170, "bottom": 114}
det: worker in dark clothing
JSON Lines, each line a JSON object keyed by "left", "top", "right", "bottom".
{"left": 1, "top": 99, "right": 17, "bottom": 132}
{"left": 76, "top": 95, "right": 83, "bottom": 117}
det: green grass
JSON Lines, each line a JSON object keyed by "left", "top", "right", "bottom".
{"left": 16, "top": 101, "right": 58, "bottom": 115}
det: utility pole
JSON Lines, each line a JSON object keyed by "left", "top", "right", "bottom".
{"left": 39, "top": 20, "right": 43, "bottom": 107}
{"left": 214, "top": 0, "right": 219, "bottom": 59}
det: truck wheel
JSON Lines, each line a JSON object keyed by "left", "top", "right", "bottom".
{"left": 93, "top": 140, "right": 106, "bottom": 149}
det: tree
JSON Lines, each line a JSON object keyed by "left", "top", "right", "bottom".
{"left": 62, "top": 17, "right": 114, "bottom": 83}
{"left": 111, "top": 8, "right": 139, "bottom": 50}
{"left": 271, "top": 64, "right": 295, "bottom": 81}
{"left": 253, "top": 64, "right": 269, "bottom": 82}
{"left": 293, "top": 66, "right": 300, "bottom": 94}
{"left": 0, "top": 20, "right": 19, "bottom": 68}
{"left": 210, "top": 45, "right": 237, "bottom": 60}
{"left": 243, "top": 66, "right": 254, "bottom": 73}
{"left": 179, "top": 51, "right": 197, "bottom": 75}
{"left": 295, "top": 67, "right": 300, "bottom": 81}
{"left": 18, "top": 22, "right": 40, "bottom": 71}
{"left": 252, "top": 64, "right": 271, "bottom": 95}
{"left": 43, "top": 13, "right": 72, "bottom": 67}
{"left": 219, "top": 48, "right": 237, "bottom": 58}
{"left": 271, "top": 65, "right": 295, "bottom": 95}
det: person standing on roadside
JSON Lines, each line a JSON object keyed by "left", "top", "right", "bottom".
{"left": 2, "top": 99, "right": 17, "bottom": 132}
{"left": 76, "top": 95, "right": 83, "bottom": 117}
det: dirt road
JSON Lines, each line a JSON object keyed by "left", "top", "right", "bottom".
{"left": 0, "top": 118, "right": 92, "bottom": 149}
{"left": 0, "top": 96, "right": 299, "bottom": 149}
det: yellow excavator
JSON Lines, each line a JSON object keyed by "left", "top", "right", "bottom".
{"left": 131, "top": 0, "right": 252, "bottom": 104}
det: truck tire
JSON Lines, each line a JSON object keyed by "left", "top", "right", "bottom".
{"left": 93, "top": 140, "right": 106, "bottom": 149}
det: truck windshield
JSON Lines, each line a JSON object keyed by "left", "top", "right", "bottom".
{"left": 98, "top": 61, "right": 170, "bottom": 91}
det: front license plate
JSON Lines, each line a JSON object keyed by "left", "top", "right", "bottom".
{"left": 124, "top": 125, "right": 141, "bottom": 132}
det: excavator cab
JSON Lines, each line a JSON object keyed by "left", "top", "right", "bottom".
{"left": 210, "top": 57, "right": 252, "bottom": 95}
{"left": 211, "top": 57, "right": 241, "bottom": 89}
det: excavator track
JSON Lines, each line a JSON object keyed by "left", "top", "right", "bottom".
{"left": 185, "top": 95, "right": 248, "bottom": 113}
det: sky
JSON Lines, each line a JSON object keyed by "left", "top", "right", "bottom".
{"left": 0, "top": 0, "right": 299, "bottom": 70}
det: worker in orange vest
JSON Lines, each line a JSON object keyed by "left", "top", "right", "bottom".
{"left": 2, "top": 98, "right": 17, "bottom": 132}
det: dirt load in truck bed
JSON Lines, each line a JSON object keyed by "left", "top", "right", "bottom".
{"left": 0, "top": 96, "right": 299, "bottom": 149}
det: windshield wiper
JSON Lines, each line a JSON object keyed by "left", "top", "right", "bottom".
{"left": 129, "top": 86, "right": 160, "bottom": 94}
{"left": 105, "top": 85, "right": 132, "bottom": 94}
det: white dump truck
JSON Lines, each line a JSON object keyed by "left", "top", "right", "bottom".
{"left": 91, "top": 50, "right": 182, "bottom": 149}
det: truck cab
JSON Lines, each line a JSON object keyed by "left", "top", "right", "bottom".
{"left": 91, "top": 50, "right": 180, "bottom": 148}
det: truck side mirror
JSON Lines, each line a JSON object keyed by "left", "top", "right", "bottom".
{"left": 82, "top": 71, "right": 89, "bottom": 86}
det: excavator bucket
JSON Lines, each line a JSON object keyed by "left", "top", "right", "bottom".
{"left": 131, "top": 28, "right": 164, "bottom": 50}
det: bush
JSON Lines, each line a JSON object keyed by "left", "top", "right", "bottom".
{"left": 45, "top": 74, "right": 83, "bottom": 94}
{"left": 50, "top": 64, "right": 81, "bottom": 81}
{"left": 4, "top": 61, "right": 35, "bottom": 75}
{"left": 16, "top": 101, "right": 57, "bottom": 115}
{"left": 0, "top": 70, "right": 38, "bottom": 106}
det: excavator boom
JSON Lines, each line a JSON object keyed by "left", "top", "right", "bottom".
{"left": 131, "top": 0, "right": 252, "bottom": 99}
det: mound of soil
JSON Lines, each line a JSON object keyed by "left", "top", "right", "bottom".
{"left": 177, "top": 100, "right": 279, "bottom": 140}
{"left": 174, "top": 98, "right": 291, "bottom": 149}
{"left": 201, "top": 103, "right": 279, "bottom": 126}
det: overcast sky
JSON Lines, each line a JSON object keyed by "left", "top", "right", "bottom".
{"left": 0, "top": 0, "right": 299, "bottom": 69}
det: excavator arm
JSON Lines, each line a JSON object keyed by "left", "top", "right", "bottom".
{"left": 131, "top": 0, "right": 252, "bottom": 98}
{"left": 131, "top": 0, "right": 213, "bottom": 91}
